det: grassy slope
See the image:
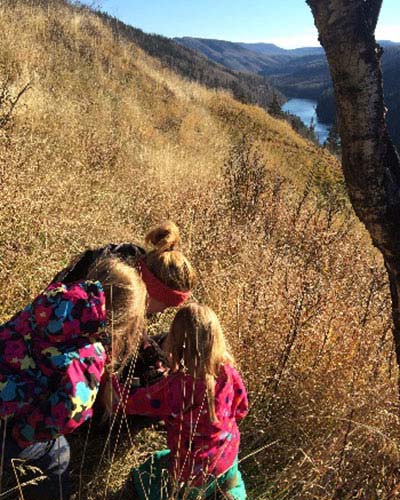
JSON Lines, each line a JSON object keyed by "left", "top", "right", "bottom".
{"left": 0, "top": 2, "right": 398, "bottom": 499}
{"left": 96, "top": 17, "right": 286, "bottom": 112}
{"left": 0, "top": 0, "right": 340, "bottom": 315}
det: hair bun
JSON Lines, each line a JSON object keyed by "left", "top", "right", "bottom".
{"left": 145, "top": 221, "right": 180, "bottom": 254}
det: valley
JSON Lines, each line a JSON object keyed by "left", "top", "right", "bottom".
{"left": 176, "top": 37, "right": 400, "bottom": 147}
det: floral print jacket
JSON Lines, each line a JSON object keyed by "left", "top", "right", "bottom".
{"left": 0, "top": 281, "right": 108, "bottom": 448}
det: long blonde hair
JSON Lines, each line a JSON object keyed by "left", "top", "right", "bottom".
{"left": 87, "top": 257, "right": 147, "bottom": 370}
{"left": 164, "top": 303, "right": 234, "bottom": 422}
{"left": 145, "top": 221, "right": 196, "bottom": 292}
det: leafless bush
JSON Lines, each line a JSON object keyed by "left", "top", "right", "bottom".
{"left": 224, "top": 138, "right": 267, "bottom": 220}
{"left": 0, "top": 75, "right": 29, "bottom": 132}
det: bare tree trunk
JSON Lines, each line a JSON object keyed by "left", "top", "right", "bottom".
{"left": 305, "top": 1, "right": 400, "bottom": 377}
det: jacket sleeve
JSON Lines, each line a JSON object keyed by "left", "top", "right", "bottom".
{"left": 113, "top": 375, "right": 173, "bottom": 418}
{"left": 230, "top": 367, "right": 249, "bottom": 421}
{"left": 12, "top": 342, "right": 107, "bottom": 447}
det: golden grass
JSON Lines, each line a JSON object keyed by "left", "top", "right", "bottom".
{"left": 0, "top": 1, "right": 398, "bottom": 499}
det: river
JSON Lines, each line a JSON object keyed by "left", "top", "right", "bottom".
{"left": 282, "top": 98, "right": 331, "bottom": 144}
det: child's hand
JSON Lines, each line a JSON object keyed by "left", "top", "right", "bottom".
{"left": 155, "top": 360, "right": 169, "bottom": 376}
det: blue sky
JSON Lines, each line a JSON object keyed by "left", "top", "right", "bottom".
{"left": 84, "top": 0, "right": 400, "bottom": 48}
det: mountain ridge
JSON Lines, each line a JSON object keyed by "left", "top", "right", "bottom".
{"left": 92, "top": 19, "right": 286, "bottom": 112}
{"left": 176, "top": 36, "right": 400, "bottom": 145}
{"left": 174, "top": 36, "right": 291, "bottom": 74}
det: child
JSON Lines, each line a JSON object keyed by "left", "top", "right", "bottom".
{"left": 115, "top": 303, "right": 248, "bottom": 499}
{"left": 0, "top": 257, "right": 147, "bottom": 500}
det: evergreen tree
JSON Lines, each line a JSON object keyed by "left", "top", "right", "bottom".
{"left": 305, "top": 116, "right": 319, "bottom": 144}
{"left": 268, "top": 93, "right": 284, "bottom": 118}
{"left": 324, "top": 122, "right": 341, "bottom": 156}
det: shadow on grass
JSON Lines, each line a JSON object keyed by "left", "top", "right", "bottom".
{"left": 69, "top": 413, "right": 166, "bottom": 500}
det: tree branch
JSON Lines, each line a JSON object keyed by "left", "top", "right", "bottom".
{"left": 0, "top": 81, "right": 30, "bottom": 129}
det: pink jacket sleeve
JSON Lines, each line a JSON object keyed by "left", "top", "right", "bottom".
{"left": 230, "top": 366, "right": 249, "bottom": 420}
{"left": 113, "top": 375, "right": 174, "bottom": 417}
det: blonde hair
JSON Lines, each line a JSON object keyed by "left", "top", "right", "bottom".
{"left": 87, "top": 257, "right": 146, "bottom": 371}
{"left": 145, "top": 221, "right": 196, "bottom": 292}
{"left": 165, "top": 303, "right": 234, "bottom": 422}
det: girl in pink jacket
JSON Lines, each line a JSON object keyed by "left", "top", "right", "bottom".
{"left": 115, "top": 303, "right": 248, "bottom": 499}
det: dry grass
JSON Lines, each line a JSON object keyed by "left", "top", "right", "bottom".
{"left": 0, "top": 1, "right": 398, "bottom": 499}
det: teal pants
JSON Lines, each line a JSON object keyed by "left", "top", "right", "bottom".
{"left": 131, "top": 449, "right": 246, "bottom": 499}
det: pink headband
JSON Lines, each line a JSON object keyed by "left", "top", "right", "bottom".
{"left": 137, "top": 259, "right": 191, "bottom": 307}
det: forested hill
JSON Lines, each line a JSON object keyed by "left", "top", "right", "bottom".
{"left": 94, "top": 12, "right": 284, "bottom": 111}
{"left": 176, "top": 36, "right": 400, "bottom": 146}
{"left": 175, "top": 37, "right": 325, "bottom": 74}
{"left": 173, "top": 37, "right": 292, "bottom": 74}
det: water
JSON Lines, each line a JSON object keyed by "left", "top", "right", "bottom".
{"left": 282, "top": 98, "right": 331, "bottom": 144}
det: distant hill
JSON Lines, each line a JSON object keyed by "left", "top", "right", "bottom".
{"left": 175, "top": 37, "right": 325, "bottom": 75}
{"left": 239, "top": 42, "right": 324, "bottom": 58}
{"left": 174, "top": 37, "right": 332, "bottom": 100}
{"left": 289, "top": 46, "right": 325, "bottom": 56}
{"left": 174, "top": 37, "right": 291, "bottom": 74}
{"left": 91, "top": 23, "right": 284, "bottom": 112}
{"left": 267, "top": 54, "right": 331, "bottom": 98}
{"left": 379, "top": 40, "right": 400, "bottom": 47}
{"left": 176, "top": 36, "right": 400, "bottom": 146}
{"left": 238, "top": 42, "right": 288, "bottom": 56}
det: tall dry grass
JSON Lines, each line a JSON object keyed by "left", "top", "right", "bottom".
{"left": 0, "top": 1, "right": 398, "bottom": 499}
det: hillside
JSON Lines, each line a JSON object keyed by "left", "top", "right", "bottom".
{"left": 1, "top": 1, "right": 399, "bottom": 499}
{"left": 78, "top": 24, "right": 318, "bottom": 144}
{"left": 92, "top": 17, "right": 285, "bottom": 113}
{"left": 0, "top": 0, "right": 342, "bottom": 317}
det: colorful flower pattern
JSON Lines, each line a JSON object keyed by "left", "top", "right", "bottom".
{"left": 0, "top": 281, "right": 108, "bottom": 448}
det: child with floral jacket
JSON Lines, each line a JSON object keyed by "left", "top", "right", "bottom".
{"left": 0, "top": 280, "right": 108, "bottom": 447}
{"left": 0, "top": 257, "right": 147, "bottom": 500}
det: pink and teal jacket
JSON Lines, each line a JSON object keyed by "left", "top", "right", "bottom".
{"left": 115, "top": 364, "right": 248, "bottom": 486}
{"left": 0, "top": 281, "right": 108, "bottom": 448}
